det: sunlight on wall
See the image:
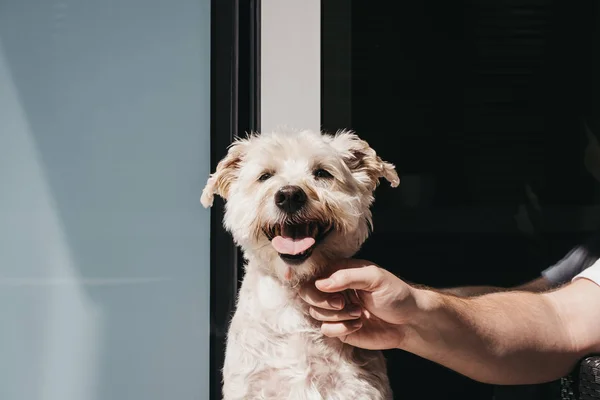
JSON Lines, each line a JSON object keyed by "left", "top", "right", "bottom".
{"left": 0, "top": 39, "right": 102, "bottom": 400}
{"left": 0, "top": 1, "right": 211, "bottom": 399}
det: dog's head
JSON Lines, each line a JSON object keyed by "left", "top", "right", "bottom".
{"left": 201, "top": 129, "right": 399, "bottom": 285}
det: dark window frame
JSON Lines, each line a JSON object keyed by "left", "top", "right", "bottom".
{"left": 210, "top": 1, "right": 260, "bottom": 399}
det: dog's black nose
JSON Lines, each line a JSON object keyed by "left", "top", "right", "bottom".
{"left": 274, "top": 185, "right": 307, "bottom": 214}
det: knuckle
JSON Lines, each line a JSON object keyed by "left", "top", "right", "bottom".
{"left": 336, "top": 270, "right": 349, "bottom": 284}
{"left": 366, "top": 264, "right": 380, "bottom": 275}
{"left": 366, "top": 265, "right": 384, "bottom": 282}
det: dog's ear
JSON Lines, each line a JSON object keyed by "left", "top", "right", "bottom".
{"left": 201, "top": 138, "right": 249, "bottom": 208}
{"left": 329, "top": 130, "right": 400, "bottom": 191}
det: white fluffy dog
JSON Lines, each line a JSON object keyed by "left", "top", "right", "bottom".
{"left": 201, "top": 129, "right": 399, "bottom": 400}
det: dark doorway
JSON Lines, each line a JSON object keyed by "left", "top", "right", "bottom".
{"left": 322, "top": 0, "right": 600, "bottom": 399}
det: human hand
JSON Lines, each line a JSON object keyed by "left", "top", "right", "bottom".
{"left": 299, "top": 259, "right": 417, "bottom": 350}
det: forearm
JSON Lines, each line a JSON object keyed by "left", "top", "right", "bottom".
{"left": 400, "top": 287, "right": 584, "bottom": 385}
{"left": 438, "top": 285, "right": 506, "bottom": 297}
{"left": 439, "top": 277, "right": 551, "bottom": 297}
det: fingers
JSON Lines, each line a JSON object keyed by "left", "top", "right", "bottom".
{"left": 320, "top": 320, "right": 363, "bottom": 338}
{"left": 309, "top": 304, "right": 362, "bottom": 322}
{"left": 298, "top": 283, "right": 346, "bottom": 310}
{"left": 316, "top": 263, "right": 384, "bottom": 293}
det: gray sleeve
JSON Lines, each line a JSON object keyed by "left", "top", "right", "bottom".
{"left": 541, "top": 246, "right": 598, "bottom": 286}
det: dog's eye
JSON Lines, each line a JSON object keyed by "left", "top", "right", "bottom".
{"left": 258, "top": 172, "right": 273, "bottom": 182}
{"left": 313, "top": 168, "right": 333, "bottom": 179}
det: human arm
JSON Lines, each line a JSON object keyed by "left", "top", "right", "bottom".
{"left": 404, "top": 278, "right": 600, "bottom": 384}
{"left": 300, "top": 260, "right": 600, "bottom": 385}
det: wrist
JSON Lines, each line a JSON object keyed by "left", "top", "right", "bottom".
{"left": 411, "top": 285, "right": 444, "bottom": 316}
{"left": 395, "top": 286, "right": 445, "bottom": 350}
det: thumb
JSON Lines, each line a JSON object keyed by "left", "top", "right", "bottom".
{"left": 316, "top": 265, "right": 383, "bottom": 293}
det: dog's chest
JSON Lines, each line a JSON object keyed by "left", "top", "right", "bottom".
{"left": 222, "top": 274, "right": 390, "bottom": 400}
{"left": 226, "top": 305, "right": 362, "bottom": 399}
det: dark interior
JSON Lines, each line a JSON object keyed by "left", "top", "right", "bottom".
{"left": 322, "top": 0, "right": 599, "bottom": 399}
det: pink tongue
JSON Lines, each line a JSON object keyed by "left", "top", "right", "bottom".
{"left": 272, "top": 236, "right": 315, "bottom": 255}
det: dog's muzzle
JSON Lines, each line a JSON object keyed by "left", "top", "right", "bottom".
{"left": 263, "top": 221, "right": 333, "bottom": 265}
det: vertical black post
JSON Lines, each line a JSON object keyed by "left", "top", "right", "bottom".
{"left": 321, "top": 0, "right": 352, "bottom": 132}
{"left": 210, "top": 1, "right": 260, "bottom": 399}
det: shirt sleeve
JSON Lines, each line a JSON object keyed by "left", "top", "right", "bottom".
{"left": 542, "top": 232, "right": 600, "bottom": 286}
{"left": 541, "top": 246, "right": 597, "bottom": 286}
{"left": 573, "top": 259, "right": 600, "bottom": 286}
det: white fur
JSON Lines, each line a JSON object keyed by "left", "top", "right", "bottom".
{"left": 202, "top": 129, "right": 399, "bottom": 399}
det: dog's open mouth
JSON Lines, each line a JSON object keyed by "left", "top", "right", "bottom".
{"left": 263, "top": 221, "right": 333, "bottom": 265}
